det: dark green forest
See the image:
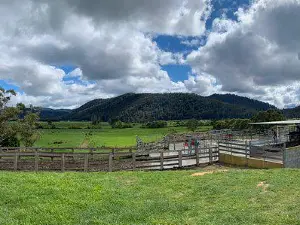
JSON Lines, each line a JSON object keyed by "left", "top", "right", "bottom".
{"left": 39, "top": 93, "right": 281, "bottom": 122}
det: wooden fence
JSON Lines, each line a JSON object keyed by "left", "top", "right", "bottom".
{"left": 218, "top": 141, "right": 284, "bottom": 166}
{"left": 0, "top": 146, "right": 218, "bottom": 172}
{"left": 0, "top": 141, "right": 284, "bottom": 171}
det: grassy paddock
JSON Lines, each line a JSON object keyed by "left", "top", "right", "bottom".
{"left": 0, "top": 169, "right": 300, "bottom": 224}
{"left": 35, "top": 124, "right": 212, "bottom": 148}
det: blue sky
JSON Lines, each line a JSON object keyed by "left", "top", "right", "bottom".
{"left": 154, "top": 0, "right": 250, "bottom": 82}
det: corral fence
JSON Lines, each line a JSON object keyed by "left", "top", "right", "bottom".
{"left": 0, "top": 146, "right": 218, "bottom": 172}
{"left": 218, "top": 140, "right": 284, "bottom": 168}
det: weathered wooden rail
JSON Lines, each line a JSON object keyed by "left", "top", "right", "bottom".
{"left": 218, "top": 141, "right": 284, "bottom": 168}
{"left": 0, "top": 146, "right": 218, "bottom": 172}
{"left": 0, "top": 140, "right": 285, "bottom": 172}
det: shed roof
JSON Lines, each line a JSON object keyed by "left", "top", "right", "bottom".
{"left": 249, "top": 120, "right": 300, "bottom": 125}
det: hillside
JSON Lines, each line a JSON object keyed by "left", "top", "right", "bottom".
{"left": 52, "top": 93, "right": 276, "bottom": 122}
{"left": 209, "top": 94, "right": 275, "bottom": 111}
{"left": 283, "top": 106, "right": 300, "bottom": 119}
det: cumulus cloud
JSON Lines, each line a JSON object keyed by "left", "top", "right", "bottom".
{"left": 3, "top": 0, "right": 300, "bottom": 109}
{"left": 0, "top": 0, "right": 212, "bottom": 108}
{"left": 181, "top": 39, "right": 203, "bottom": 47}
{"left": 187, "top": 0, "right": 300, "bottom": 108}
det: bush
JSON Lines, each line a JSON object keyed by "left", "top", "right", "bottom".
{"left": 68, "top": 125, "right": 82, "bottom": 129}
{"left": 0, "top": 136, "right": 20, "bottom": 147}
{"left": 186, "top": 119, "right": 199, "bottom": 132}
{"left": 142, "top": 121, "right": 167, "bottom": 129}
{"left": 111, "top": 120, "right": 133, "bottom": 129}
{"left": 212, "top": 119, "right": 251, "bottom": 130}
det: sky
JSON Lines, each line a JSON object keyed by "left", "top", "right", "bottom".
{"left": 1, "top": 0, "right": 300, "bottom": 109}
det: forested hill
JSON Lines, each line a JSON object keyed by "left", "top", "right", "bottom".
{"left": 209, "top": 94, "right": 275, "bottom": 111}
{"left": 283, "top": 106, "right": 300, "bottom": 118}
{"left": 45, "top": 93, "right": 276, "bottom": 122}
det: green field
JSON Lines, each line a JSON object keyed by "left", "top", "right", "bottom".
{"left": 35, "top": 122, "right": 212, "bottom": 148}
{"left": 1, "top": 168, "right": 300, "bottom": 224}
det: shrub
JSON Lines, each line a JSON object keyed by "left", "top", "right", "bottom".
{"left": 111, "top": 120, "right": 133, "bottom": 129}
{"left": 212, "top": 119, "right": 251, "bottom": 130}
{"left": 142, "top": 121, "right": 167, "bottom": 129}
{"left": 68, "top": 125, "right": 82, "bottom": 129}
{"left": 0, "top": 136, "right": 20, "bottom": 147}
{"left": 186, "top": 119, "right": 199, "bottom": 132}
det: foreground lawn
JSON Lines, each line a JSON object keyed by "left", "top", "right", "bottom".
{"left": 1, "top": 169, "right": 300, "bottom": 224}
{"left": 35, "top": 126, "right": 212, "bottom": 148}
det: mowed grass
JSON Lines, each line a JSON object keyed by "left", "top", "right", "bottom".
{"left": 35, "top": 125, "right": 212, "bottom": 148}
{"left": 1, "top": 169, "right": 300, "bottom": 224}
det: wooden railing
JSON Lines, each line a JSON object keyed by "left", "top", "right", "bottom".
{"left": 0, "top": 146, "right": 218, "bottom": 172}
{"left": 219, "top": 141, "right": 283, "bottom": 163}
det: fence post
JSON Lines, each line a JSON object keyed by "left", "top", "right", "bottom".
{"left": 112, "top": 149, "right": 115, "bottom": 159}
{"left": 72, "top": 148, "right": 75, "bottom": 161}
{"left": 84, "top": 154, "right": 89, "bottom": 172}
{"left": 217, "top": 141, "right": 220, "bottom": 160}
{"left": 18, "top": 148, "right": 21, "bottom": 160}
{"left": 160, "top": 152, "right": 164, "bottom": 170}
{"left": 245, "top": 141, "right": 248, "bottom": 167}
{"left": 262, "top": 147, "right": 266, "bottom": 169}
{"left": 90, "top": 148, "right": 93, "bottom": 161}
{"left": 209, "top": 147, "right": 213, "bottom": 164}
{"left": 14, "top": 152, "right": 18, "bottom": 171}
{"left": 173, "top": 139, "right": 176, "bottom": 151}
{"left": 230, "top": 142, "right": 233, "bottom": 165}
{"left": 34, "top": 150, "right": 39, "bottom": 172}
{"left": 61, "top": 154, "right": 65, "bottom": 172}
{"left": 132, "top": 153, "right": 136, "bottom": 171}
{"left": 195, "top": 145, "right": 199, "bottom": 167}
{"left": 178, "top": 150, "right": 182, "bottom": 168}
{"left": 51, "top": 148, "right": 54, "bottom": 162}
{"left": 283, "top": 142, "right": 286, "bottom": 168}
{"left": 108, "top": 153, "right": 113, "bottom": 172}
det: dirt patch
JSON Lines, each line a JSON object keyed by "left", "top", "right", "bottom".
{"left": 257, "top": 181, "right": 269, "bottom": 192}
{"left": 191, "top": 170, "right": 228, "bottom": 177}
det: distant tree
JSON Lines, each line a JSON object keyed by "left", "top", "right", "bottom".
{"left": 18, "top": 113, "right": 40, "bottom": 147}
{"left": 111, "top": 120, "right": 132, "bottom": 129}
{"left": 186, "top": 119, "right": 199, "bottom": 132}
{"left": 141, "top": 121, "right": 167, "bottom": 129}
{"left": 47, "top": 120, "right": 56, "bottom": 129}
{"left": 251, "top": 110, "right": 285, "bottom": 123}
{"left": 212, "top": 119, "right": 251, "bottom": 130}
{"left": 0, "top": 87, "right": 40, "bottom": 147}
{"left": 0, "top": 88, "right": 19, "bottom": 146}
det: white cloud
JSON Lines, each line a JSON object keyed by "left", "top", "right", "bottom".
{"left": 187, "top": 0, "right": 300, "bottom": 108}
{"left": 67, "top": 68, "right": 83, "bottom": 78}
{"left": 181, "top": 39, "right": 203, "bottom": 47}
{"left": 4, "top": 0, "right": 300, "bottom": 109}
{"left": 0, "top": 0, "right": 213, "bottom": 108}
{"left": 184, "top": 73, "right": 222, "bottom": 95}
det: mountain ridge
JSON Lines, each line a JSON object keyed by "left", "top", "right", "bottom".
{"left": 39, "top": 93, "right": 288, "bottom": 122}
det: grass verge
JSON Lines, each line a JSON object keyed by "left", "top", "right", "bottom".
{"left": 0, "top": 168, "right": 300, "bottom": 224}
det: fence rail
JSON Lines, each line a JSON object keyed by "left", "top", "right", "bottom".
{"left": 0, "top": 140, "right": 285, "bottom": 172}
{"left": 219, "top": 140, "right": 284, "bottom": 164}
{"left": 0, "top": 146, "right": 218, "bottom": 172}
